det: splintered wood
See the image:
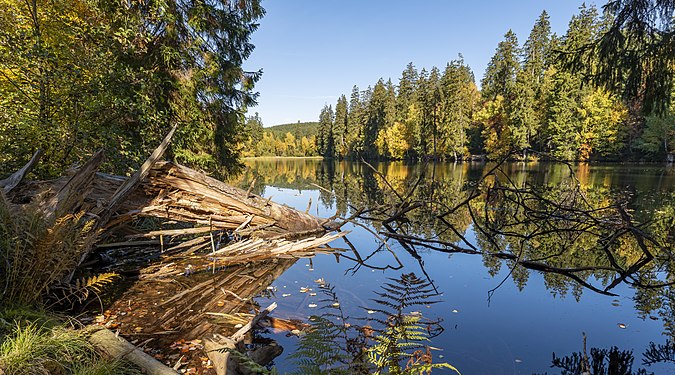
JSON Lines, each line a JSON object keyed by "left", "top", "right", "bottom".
{"left": 139, "top": 232, "right": 347, "bottom": 279}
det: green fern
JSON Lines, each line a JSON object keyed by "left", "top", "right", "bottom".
{"left": 365, "top": 273, "right": 459, "bottom": 375}
{"left": 289, "top": 274, "right": 460, "bottom": 374}
{"left": 289, "top": 285, "right": 370, "bottom": 374}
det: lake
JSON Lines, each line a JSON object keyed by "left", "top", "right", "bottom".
{"left": 231, "top": 159, "right": 675, "bottom": 374}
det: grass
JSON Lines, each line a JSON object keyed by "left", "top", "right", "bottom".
{"left": 0, "top": 306, "right": 141, "bottom": 375}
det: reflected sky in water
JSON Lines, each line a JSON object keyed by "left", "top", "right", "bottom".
{"left": 234, "top": 159, "right": 675, "bottom": 374}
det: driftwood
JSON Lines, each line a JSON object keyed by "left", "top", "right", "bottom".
{"left": 88, "top": 327, "right": 178, "bottom": 375}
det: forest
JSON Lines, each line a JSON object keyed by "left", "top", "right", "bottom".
{"left": 243, "top": 4, "right": 674, "bottom": 162}
{"left": 240, "top": 116, "right": 318, "bottom": 157}
{"left": 0, "top": 0, "right": 264, "bottom": 178}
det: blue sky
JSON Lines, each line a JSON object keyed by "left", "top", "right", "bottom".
{"left": 244, "top": 0, "right": 598, "bottom": 126}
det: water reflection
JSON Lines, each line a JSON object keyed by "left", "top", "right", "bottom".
{"left": 233, "top": 159, "right": 674, "bottom": 373}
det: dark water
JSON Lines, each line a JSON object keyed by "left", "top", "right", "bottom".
{"left": 233, "top": 159, "right": 675, "bottom": 374}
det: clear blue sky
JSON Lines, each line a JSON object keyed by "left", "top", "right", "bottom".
{"left": 244, "top": 0, "right": 598, "bottom": 127}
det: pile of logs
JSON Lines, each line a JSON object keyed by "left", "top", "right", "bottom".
{"left": 1, "top": 128, "right": 346, "bottom": 374}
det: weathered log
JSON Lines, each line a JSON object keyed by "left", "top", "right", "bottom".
{"left": 97, "top": 125, "right": 177, "bottom": 226}
{"left": 87, "top": 327, "right": 178, "bottom": 375}
{"left": 0, "top": 149, "right": 42, "bottom": 194}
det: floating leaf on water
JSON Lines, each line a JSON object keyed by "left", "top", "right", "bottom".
{"left": 367, "top": 310, "right": 375, "bottom": 314}
{"left": 308, "top": 303, "right": 317, "bottom": 308}
{"left": 299, "top": 287, "right": 309, "bottom": 293}
{"left": 332, "top": 302, "right": 340, "bottom": 307}
{"left": 308, "top": 268, "right": 314, "bottom": 271}
{"left": 618, "top": 323, "right": 627, "bottom": 329}
{"left": 452, "top": 309, "right": 459, "bottom": 313}
{"left": 309, "top": 293, "right": 317, "bottom": 296}
{"left": 314, "top": 278, "right": 325, "bottom": 284}
{"left": 282, "top": 293, "right": 291, "bottom": 297}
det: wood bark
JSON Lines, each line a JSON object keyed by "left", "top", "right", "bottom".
{"left": 88, "top": 327, "right": 178, "bottom": 375}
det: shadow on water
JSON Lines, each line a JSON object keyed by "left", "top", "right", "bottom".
{"left": 229, "top": 158, "right": 675, "bottom": 374}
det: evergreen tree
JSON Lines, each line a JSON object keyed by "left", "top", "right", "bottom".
{"left": 334, "top": 95, "right": 349, "bottom": 158}
{"left": 523, "top": 11, "right": 552, "bottom": 88}
{"left": 574, "top": 0, "right": 675, "bottom": 114}
{"left": 509, "top": 11, "right": 552, "bottom": 158}
{"left": 412, "top": 69, "right": 431, "bottom": 157}
{"left": 347, "top": 85, "right": 364, "bottom": 156}
{"left": 439, "top": 58, "right": 479, "bottom": 160}
{"left": 317, "top": 105, "right": 335, "bottom": 158}
{"left": 481, "top": 30, "right": 520, "bottom": 100}
{"left": 397, "top": 62, "right": 419, "bottom": 123}
{"left": 364, "top": 80, "right": 388, "bottom": 158}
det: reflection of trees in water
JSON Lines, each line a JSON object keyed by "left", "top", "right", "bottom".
{"left": 531, "top": 336, "right": 675, "bottom": 375}
{"left": 235, "top": 159, "right": 675, "bottom": 340}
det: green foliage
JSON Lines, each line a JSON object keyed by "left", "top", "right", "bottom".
{"left": 481, "top": 30, "right": 519, "bottom": 101}
{"left": 565, "top": 0, "right": 674, "bottom": 115}
{"left": 0, "top": 0, "right": 264, "bottom": 178}
{"left": 308, "top": 4, "right": 664, "bottom": 162}
{"left": 638, "top": 111, "right": 675, "bottom": 158}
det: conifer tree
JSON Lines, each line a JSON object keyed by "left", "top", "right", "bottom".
{"left": 317, "top": 105, "right": 335, "bottom": 158}
{"left": 334, "top": 95, "right": 349, "bottom": 158}
{"left": 482, "top": 30, "right": 520, "bottom": 100}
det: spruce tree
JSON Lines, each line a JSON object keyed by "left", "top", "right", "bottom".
{"left": 334, "top": 95, "right": 349, "bottom": 158}
{"left": 317, "top": 105, "right": 335, "bottom": 158}
{"left": 482, "top": 30, "right": 520, "bottom": 100}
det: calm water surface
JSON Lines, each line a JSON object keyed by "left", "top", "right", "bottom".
{"left": 233, "top": 159, "right": 675, "bottom": 374}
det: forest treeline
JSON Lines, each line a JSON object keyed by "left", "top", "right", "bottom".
{"left": 0, "top": 0, "right": 264, "bottom": 178}
{"left": 241, "top": 116, "right": 318, "bottom": 157}
{"left": 243, "top": 4, "right": 674, "bottom": 162}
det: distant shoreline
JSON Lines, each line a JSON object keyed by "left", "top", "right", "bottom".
{"left": 243, "top": 156, "right": 324, "bottom": 160}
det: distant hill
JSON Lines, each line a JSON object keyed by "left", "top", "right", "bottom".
{"left": 265, "top": 122, "right": 319, "bottom": 139}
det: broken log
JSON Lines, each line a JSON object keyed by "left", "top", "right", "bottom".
{"left": 0, "top": 149, "right": 42, "bottom": 194}
{"left": 88, "top": 327, "right": 178, "bottom": 375}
